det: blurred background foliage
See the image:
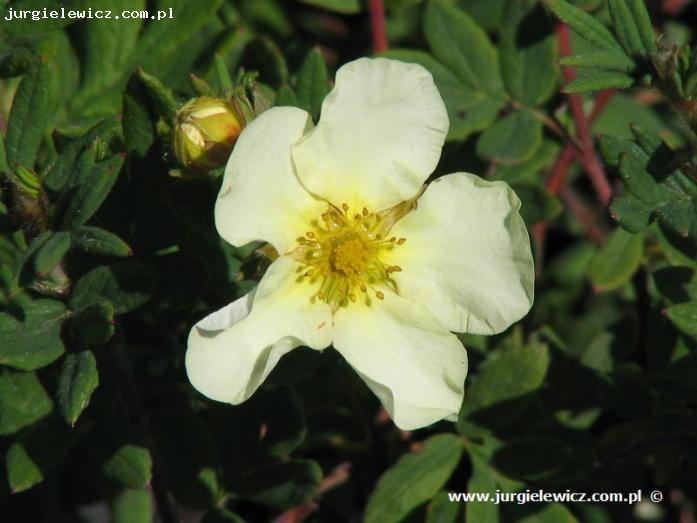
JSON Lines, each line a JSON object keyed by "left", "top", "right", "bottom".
{"left": 1, "top": 0, "right": 697, "bottom": 521}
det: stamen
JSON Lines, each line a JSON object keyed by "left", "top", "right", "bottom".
{"left": 289, "top": 202, "right": 409, "bottom": 309}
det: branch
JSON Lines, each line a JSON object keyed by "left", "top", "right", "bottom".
{"left": 533, "top": 89, "right": 616, "bottom": 268}
{"left": 557, "top": 24, "right": 613, "bottom": 206}
{"left": 368, "top": 0, "right": 388, "bottom": 53}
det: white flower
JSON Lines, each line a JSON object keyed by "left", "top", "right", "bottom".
{"left": 186, "top": 58, "right": 534, "bottom": 430}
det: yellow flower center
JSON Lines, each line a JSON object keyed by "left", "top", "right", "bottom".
{"left": 289, "top": 201, "right": 412, "bottom": 309}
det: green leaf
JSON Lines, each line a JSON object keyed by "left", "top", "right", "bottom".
{"left": 458, "top": 344, "right": 549, "bottom": 433}
{"left": 466, "top": 448, "right": 500, "bottom": 523}
{"left": 57, "top": 351, "right": 99, "bottom": 426}
{"left": 113, "top": 489, "right": 153, "bottom": 523}
{"left": 72, "top": 226, "right": 132, "bottom": 257}
{"left": 476, "top": 110, "right": 542, "bottom": 164}
{"left": 42, "top": 118, "right": 119, "bottom": 193}
{"left": 67, "top": 0, "right": 145, "bottom": 121}
{"left": 382, "top": 49, "right": 505, "bottom": 141}
{"left": 5, "top": 421, "right": 73, "bottom": 493}
{"left": 103, "top": 444, "right": 153, "bottom": 489}
{"left": 240, "top": 460, "right": 322, "bottom": 509}
{"left": 275, "top": 84, "right": 299, "bottom": 107}
{"left": 123, "top": 76, "right": 156, "bottom": 157}
{"left": 558, "top": 51, "right": 637, "bottom": 71}
{"left": 665, "top": 301, "right": 697, "bottom": 340}
{"left": 427, "top": 491, "right": 461, "bottom": 523}
{"left": 365, "top": 434, "right": 464, "bottom": 523}
{"left": 587, "top": 228, "right": 644, "bottom": 290}
{"left": 6, "top": 439, "right": 43, "bottom": 492}
{"left": 70, "top": 261, "right": 158, "bottom": 315}
{"left": 135, "top": 68, "right": 178, "bottom": 122}
{"left": 66, "top": 302, "right": 115, "bottom": 350}
{"left": 514, "top": 184, "right": 563, "bottom": 224}
{"left": 297, "top": 0, "right": 361, "bottom": 13}
{"left": 0, "top": 369, "right": 53, "bottom": 435}
{"left": 499, "top": 1, "right": 556, "bottom": 106}
{"left": 607, "top": 0, "right": 645, "bottom": 56}
{"left": 0, "top": 43, "right": 37, "bottom": 78}
{"left": 563, "top": 71, "right": 634, "bottom": 93}
{"left": 600, "top": 131, "right": 697, "bottom": 241}
{"left": 34, "top": 231, "right": 71, "bottom": 275}
{"left": 0, "top": 299, "right": 66, "bottom": 370}
{"left": 129, "top": 0, "right": 227, "bottom": 84}
{"left": 543, "top": 0, "right": 624, "bottom": 52}
{"left": 465, "top": 0, "right": 508, "bottom": 32}
{"left": 628, "top": 0, "right": 657, "bottom": 52}
{"left": 296, "top": 48, "right": 329, "bottom": 122}
{"left": 424, "top": 0, "right": 505, "bottom": 95}
{"left": 59, "top": 154, "right": 124, "bottom": 229}
{"left": 5, "top": 60, "right": 52, "bottom": 167}
{"left": 492, "top": 139, "right": 561, "bottom": 185}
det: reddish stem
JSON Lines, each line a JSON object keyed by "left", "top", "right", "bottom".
{"left": 368, "top": 0, "right": 388, "bottom": 53}
{"left": 558, "top": 24, "right": 613, "bottom": 206}
{"left": 559, "top": 184, "right": 608, "bottom": 244}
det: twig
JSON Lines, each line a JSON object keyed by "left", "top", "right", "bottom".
{"left": 533, "top": 87, "right": 617, "bottom": 268}
{"left": 558, "top": 24, "right": 613, "bottom": 206}
{"left": 558, "top": 184, "right": 608, "bottom": 244}
{"left": 368, "top": 0, "right": 388, "bottom": 53}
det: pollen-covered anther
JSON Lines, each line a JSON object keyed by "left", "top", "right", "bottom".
{"left": 289, "top": 202, "right": 406, "bottom": 309}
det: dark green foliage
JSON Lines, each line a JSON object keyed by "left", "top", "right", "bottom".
{"left": 56, "top": 351, "right": 99, "bottom": 426}
{"left": 365, "top": 434, "right": 464, "bottom": 523}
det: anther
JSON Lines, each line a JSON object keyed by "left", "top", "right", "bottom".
{"left": 306, "top": 231, "right": 315, "bottom": 238}
{"left": 362, "top": 207, "right": 369, "bottom": 216}
{"left": 376, "top": 291, "right": 385, "bottom": 300}
{"left": 397, "top": 238, "right": 406, "bottom": 245}
{"left": 342, "top": 203, "right": 349, "bottom": 212}
{"left": 349, "top": 293, "right": 357, "bottom": 302}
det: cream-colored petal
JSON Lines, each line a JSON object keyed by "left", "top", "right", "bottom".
{"left": 186, "top": 256, "right": 332, "bottom": 404}
{"left": 385, "top": 172, "right": 534, "bottom": 335}
{"left": 292, "top": 58, "right": 449, "bottom": 212}
{"left": 333, "top": 295, "right": 467, "bottom": 430}
{"left": 215, "top": 106, "right": 326, "bottom": 254}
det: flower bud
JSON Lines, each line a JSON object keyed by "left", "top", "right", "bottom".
{"left": 173, "top": 96, "right": 244, "bottom": 172}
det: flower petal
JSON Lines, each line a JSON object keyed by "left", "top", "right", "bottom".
{"left": 386, "top": 172, "right": 534, "bottom": 335}
{"left": 333, "top": 295, "right": 467, "bottom": 430}
{"left": 186, "top": 256, "right": 332, "bottom": 404}
{"left": 215, "top": 106, "right": 326, "bottom": 253}
{"left": 292, "top": 58, "right": 449, "bottom": 212}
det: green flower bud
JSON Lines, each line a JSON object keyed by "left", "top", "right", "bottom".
{"left": 173, "top": 96, "right": 244, "bottom": 173}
